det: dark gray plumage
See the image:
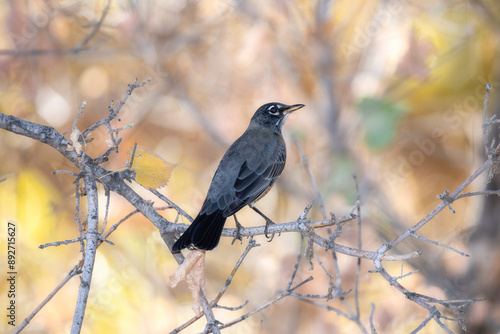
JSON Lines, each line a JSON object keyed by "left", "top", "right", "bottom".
{"left": 172, "top": 102, "right": 304, "bottom": 251}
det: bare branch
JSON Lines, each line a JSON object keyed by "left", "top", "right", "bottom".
{"left": 74, "top": 0, "right": 111, "bottom": 52}
{"left": 218, "top": 277, "right": 314, "bottom": 330}
{"left": 39, "top": 236, "right": 84, "bottom": 249}
{"left": 382, "top": 159, "right": 491, "bottom": 251}
{"left": 70, "top": 165, "right": 100, "bottom": 334}
{"left": 2, "top": 79, "right": 493, "bottom": 333}
{"left": 369, "top": 303, "right": 377, "bottom": 334}
{"left": 52, "top": 170, "right": 79, "bottom": 177}
{"left": 393, "top": 268, "right": 421, "bottom": 281}
{"left": 354, "top": 175, "right": 363, "bottom": 320}
{"left": 0, "top": 0, "right": 110, "bottom": 57}
{"left": 171, "top": 238, "right": 258, "bottom": 333}
{"left": 410, "top": 232, "right": 469, "bottom": 257}
{"left": 453, "top": 189, "right": 500, "bottom": 200}
{"left": 436, "top": 190, "right": 456, "bottom": 213}
{"left": 482, "top": 83, "right": 493, "bottom": 155}
{"left": 14, "top": 264, "right": 82, "bottom": 334}
{"left": 287, "top": 235, "right": 305, "bottom": 290}
{"left": 293, "top": 136, "right": 327, "bottom": 218}
{"left": 150, "top": 188, "right": 194, "bottom": 223}
{"left": 409, "top": 310, "right": 435, "bottom": 334}
{"left": 200, "top": 292, "right": 221, "bottom": 334}
{"left": 82, "top": 78, "right": 150, "bottom": 138}
{"left": 101, "top": 186, "right": 111, "bottom": 234}
{"left": 213, "top": 238, "right": 259, "bottom": 304}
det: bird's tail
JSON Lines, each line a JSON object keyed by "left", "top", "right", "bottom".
{"left": 172, "top": 210, "right": 226, "bottom": 251}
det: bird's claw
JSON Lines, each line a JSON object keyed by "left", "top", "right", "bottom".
{"left": 264, "top": 219, "right": 279, "bottom": 242}
{"left": 231, "top": 216, "right": 244, "bottom": 245}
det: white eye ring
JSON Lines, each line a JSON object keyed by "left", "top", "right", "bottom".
{"left": 267, "top": 105, "right": 279, "bottom": 115}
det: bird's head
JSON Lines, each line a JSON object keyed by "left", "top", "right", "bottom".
{"left": 251, "top": 102, "right": 305, "bottom": 132}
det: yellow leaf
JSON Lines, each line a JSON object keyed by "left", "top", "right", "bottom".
{"left": 127, "top": 146, "right": 177, "bottom": 189}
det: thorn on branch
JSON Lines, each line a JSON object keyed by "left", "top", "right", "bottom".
{"left": 436, "top": 190, "right": 455, "bottom": 213}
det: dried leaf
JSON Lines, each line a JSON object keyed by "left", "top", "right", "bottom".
{"left": 67, "top": 128, "right": 83, "bottom": 155}
{"left": 170, "top": 250, "right": 207, "bottom": 316}
{"left": 127, "top": 146, "right": 177, "bottom": 189}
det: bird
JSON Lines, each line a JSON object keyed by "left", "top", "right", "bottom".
{"left": 172, "top": 102, "right": 305, "bottom": 251}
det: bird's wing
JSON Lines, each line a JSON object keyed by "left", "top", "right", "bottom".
{"left": 223, "top": 144, "right": 286, "bottom": 216}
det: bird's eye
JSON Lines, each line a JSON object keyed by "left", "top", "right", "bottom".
{"left": 268, "top": 105, "right": 279, "bottom": 115}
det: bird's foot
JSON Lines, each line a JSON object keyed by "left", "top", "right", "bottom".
{"left": 264, "top": 218, "right": 279, "bottom": 242}
{"left": 231, "top": 215, "right": 244, "bottom": 245}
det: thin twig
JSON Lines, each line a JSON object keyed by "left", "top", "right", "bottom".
{"left": 393, "top": 268, "right": 421, "bottom": 281}
{"left": 39, "top": 236, "right": 83, "bottom": 249}
{"left": 354, "top": 175, "right": 362, "bottom": 320}
{"left": 410, "top": 232, "right": 469, "bottom": 257}
{"left": 75, "top": 0, "right": 111, "bottom": 51}
{"left": 52, "top": 170, "right": 79, "bottom": 177}
{"left": 409, "top": 310, "right": 435, "bottom": 334}
{"left": 433, "top": 314, "right": 455, "bottom": 334}
{"left": 14, "top": 264, "right": 82, "bottom": 334}
{"left": 128, "top": 143, "right": 138, "bottom": 168}
{"left": 293, "top": 136, "right": 327, "bottom": 218}
{"left": 82, "top": 78, "right": 151, "bottom": 138}
{"left": 369, "top": 303, "right": 377, "bottom": 334}
{"left": 213, "top": 301, "right": 248, "bottom": 311}
{"left": 383, "top": 159, "right": 490, "bottom": 251}
{"left": 108, "top": 123, "right": 134, "bottom": 133}
{"left": 72, "top": 101, "right": 87, "bottom": 130}
{"left": 313, "top": 252, "right": 335, "bottom": 280}
{"left": 287, "top": 234, "right": 305, "bottom": 290}
{"left": 0, "top": 0, "right": 110, "bottom": 57}
{"left": 289, "top": 290, "right": 350, "bottom": 300}
{"left": 16, "top": 208, "right": 146, "bottom": 333}
{"left": 453, "top": 189, "right": 500, "bottom": 200}
{"left": 101, "top": 186, "right": 111, "bottom": 234}
{"left": 292, "top": 294, "right": 351, "bottom": 318}
{"left": 213, "top": 238, "right": 258, "bottom": 305}
{"left": 482, "top": 83, "right": 492, "bottom": 155}
{"left": 151, "top": 188, "right": 194, "bottom": 223}
{"left": 171, "top": 238, "right": 259, "bottom": 333}
{"left": 218, "top": 277, "right": 314, "bottom": 330}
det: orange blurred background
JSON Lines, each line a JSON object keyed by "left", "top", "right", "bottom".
{"left": 1, "top": 0, "right": 499, "bottom": 333}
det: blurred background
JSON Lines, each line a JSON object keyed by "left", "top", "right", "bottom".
{"left": 0, "top": 0, "right": 499, "bottom": 333}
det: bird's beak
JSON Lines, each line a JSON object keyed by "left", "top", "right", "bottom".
{"left": 283, "top": 104, "right": 305, "bottom": 114}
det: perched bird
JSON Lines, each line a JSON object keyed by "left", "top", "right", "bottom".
{"left": 172, "top": 102, "right": 304, "bottom": 251}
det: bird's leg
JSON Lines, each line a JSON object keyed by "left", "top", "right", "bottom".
{"left": 231, "top": 214, "right": 244, "bottom": 245}
{"left": 249, "top": 204, "right": 278, "bottom": 241}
